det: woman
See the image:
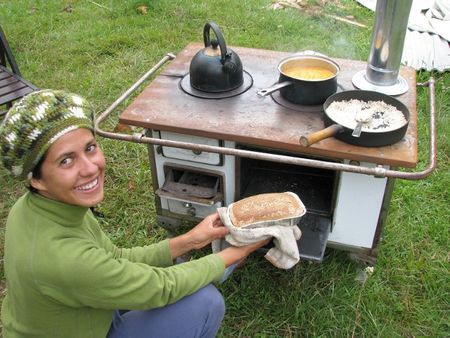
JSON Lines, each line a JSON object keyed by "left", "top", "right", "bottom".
{"left": 0, "top": 89, "right": 268, "bottom": 338}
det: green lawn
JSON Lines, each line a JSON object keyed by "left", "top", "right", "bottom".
{"left": 1, "top": 0, "right": 449, "bottom": 337}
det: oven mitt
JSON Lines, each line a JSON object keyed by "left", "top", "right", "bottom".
{"left": 215, "top": 207, "right": 302, "bottom": 269}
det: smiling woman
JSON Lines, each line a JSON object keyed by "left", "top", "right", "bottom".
{"left": 30, "top": 128, "right": 106, "bottom": 207}
{"left": 0, "top": 89, "right": 269, "bottom": 338}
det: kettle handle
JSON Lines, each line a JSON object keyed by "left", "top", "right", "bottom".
{"left": 203, "top": 22, "right": 228, "bottom": 64}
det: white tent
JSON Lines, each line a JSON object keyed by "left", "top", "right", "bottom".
{"left": 356, "top": 0, "right": 450, "bottom": 72}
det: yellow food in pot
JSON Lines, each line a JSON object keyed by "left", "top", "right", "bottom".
{"left": 285, "top": 66, "right": 335, "bottom": 80}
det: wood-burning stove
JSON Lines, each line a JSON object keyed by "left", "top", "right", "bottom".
{"left": 95, "top": 43, "right": 437, "bottom": 263}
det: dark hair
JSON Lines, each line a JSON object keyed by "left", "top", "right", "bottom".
{"left": 28, "top": 153, "right": 46, "bottom": 193}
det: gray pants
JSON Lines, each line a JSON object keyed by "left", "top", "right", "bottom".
{"left": 107, "top": 284, "right": 225, "bottom": 338}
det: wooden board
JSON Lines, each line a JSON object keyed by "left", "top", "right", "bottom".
{"left": 119, "top": 43, "right": 418, "bottom": 168}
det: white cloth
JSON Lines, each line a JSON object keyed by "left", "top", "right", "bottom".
{"left": 215, "top": 207, "right": 302, "bottom": 269}
{"left": 356, "top": 0, "right": 450, "bottom": 71}
{"left": 408, "top": 0, "right": 450, "bottom": 41}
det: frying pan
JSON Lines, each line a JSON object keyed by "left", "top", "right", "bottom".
{"left": 299, "top": 90, "right": 410, "bottom": 147}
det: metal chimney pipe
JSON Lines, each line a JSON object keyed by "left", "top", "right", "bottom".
{"left": 365, "top": 0, "right": 413, "bottom": 86}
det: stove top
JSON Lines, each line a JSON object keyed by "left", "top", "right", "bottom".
{"left": 119, "top": 43, "right": 418, "bottom": 168}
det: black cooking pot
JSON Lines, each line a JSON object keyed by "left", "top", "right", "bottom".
{"left": 258, "top": 53, "right": 340, "bottom": 105}
{"left": 299, "top": 90, "right": 410, "bottom": 147}
{"left": 189, "top": 22, "right": 244, "bottom": 93}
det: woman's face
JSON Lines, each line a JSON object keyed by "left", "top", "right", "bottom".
{"left": 30, "top": 128, "right": 106, "bottom": 207}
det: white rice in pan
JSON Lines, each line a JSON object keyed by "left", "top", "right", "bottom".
{"left": 325, "top": 99, "right": 408, "bottom": 132}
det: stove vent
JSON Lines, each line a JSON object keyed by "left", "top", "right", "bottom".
{"left": 352, "top": 0, "right": 413, "bottom": 95}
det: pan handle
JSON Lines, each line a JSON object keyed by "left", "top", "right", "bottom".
{"left": 257, "top": 81, "right": 292, "bottom": 97}
{"left": 299, "top": 124, "right": 345, "bottom": 147}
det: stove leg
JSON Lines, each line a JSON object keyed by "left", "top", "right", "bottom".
{"left": 348, "top": 251, "right": 378, "bottom": 267}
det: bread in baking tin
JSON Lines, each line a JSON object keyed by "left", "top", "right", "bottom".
{"left": 229, "top": 192, "right": 305, "bottom": 228}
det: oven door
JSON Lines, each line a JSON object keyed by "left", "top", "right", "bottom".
{"left": 155, "top": 166, "right": 224, "bottom": 218}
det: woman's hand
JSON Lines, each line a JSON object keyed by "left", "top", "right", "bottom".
{"left": 168, "top": 213, "right": 229, "bottom": 259}
{"left": 216, "top": 238, "right": 271, "bottom": 268}
{"left": 167, "top": 212, "right": 271, "bottom": 266}
{"left": 186, "top": 212, "right": 229, "bottom": 249}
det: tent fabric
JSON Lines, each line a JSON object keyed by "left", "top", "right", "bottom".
{"left": 356, "top": 0, "right": 450, "bottom": 72}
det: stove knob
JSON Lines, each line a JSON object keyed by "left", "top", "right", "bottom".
{"left": 192, "top": 150, "right": 202, "bottom": 156}
{"left": 187, "top": 207, "right": 196, "bottom": 217}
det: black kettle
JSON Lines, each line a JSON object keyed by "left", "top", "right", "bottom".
{"left": 189, "top": 22, "right": 244, "bottom": 93}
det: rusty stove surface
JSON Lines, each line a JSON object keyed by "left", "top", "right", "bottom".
{"left": 119, "top": 43, "right": 418, "bottom": 168}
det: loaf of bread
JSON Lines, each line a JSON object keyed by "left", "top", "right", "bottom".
{"left": 229, "top": 192, "right": 305, "bottom": 228}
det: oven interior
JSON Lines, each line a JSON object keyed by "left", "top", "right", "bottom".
{"left": 237, "top": 146, "right": 337, "bottom": 262}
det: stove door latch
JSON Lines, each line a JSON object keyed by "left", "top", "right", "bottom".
{"left": 183, "top": 203, "right": 197, "bottom": 217}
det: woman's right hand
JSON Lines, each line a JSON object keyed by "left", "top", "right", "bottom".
{"left": 216, "top": 238, "right": 272, "bottom": 267}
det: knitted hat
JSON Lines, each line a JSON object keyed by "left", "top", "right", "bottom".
{"left": 0, "top": 89, "right": 95, "bottom": 180}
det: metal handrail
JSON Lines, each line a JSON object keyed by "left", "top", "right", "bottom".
{"left": 95, "top": 53, "right": 437, "bottom": 180}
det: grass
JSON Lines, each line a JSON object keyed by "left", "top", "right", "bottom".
{"left": 1, "top": 0, "right": 449, "bottom": 337}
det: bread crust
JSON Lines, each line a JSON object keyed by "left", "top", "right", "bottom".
{"left": 229, "top": 192, "right": 304, "bottom": 227}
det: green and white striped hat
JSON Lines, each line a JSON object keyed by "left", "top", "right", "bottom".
{"left": 0, "top": 89, "right": 94, "bottom": 180}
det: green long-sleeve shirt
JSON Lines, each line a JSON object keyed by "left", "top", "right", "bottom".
{"left": 1, "top": 192, "right": 225, "bottom": 337}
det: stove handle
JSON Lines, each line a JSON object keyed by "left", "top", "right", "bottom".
{"left": 95, "top": 52, "right": 176, "bottom": 132}
{"left": 95, "top": 56, "right": 437, "bottom": 181}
